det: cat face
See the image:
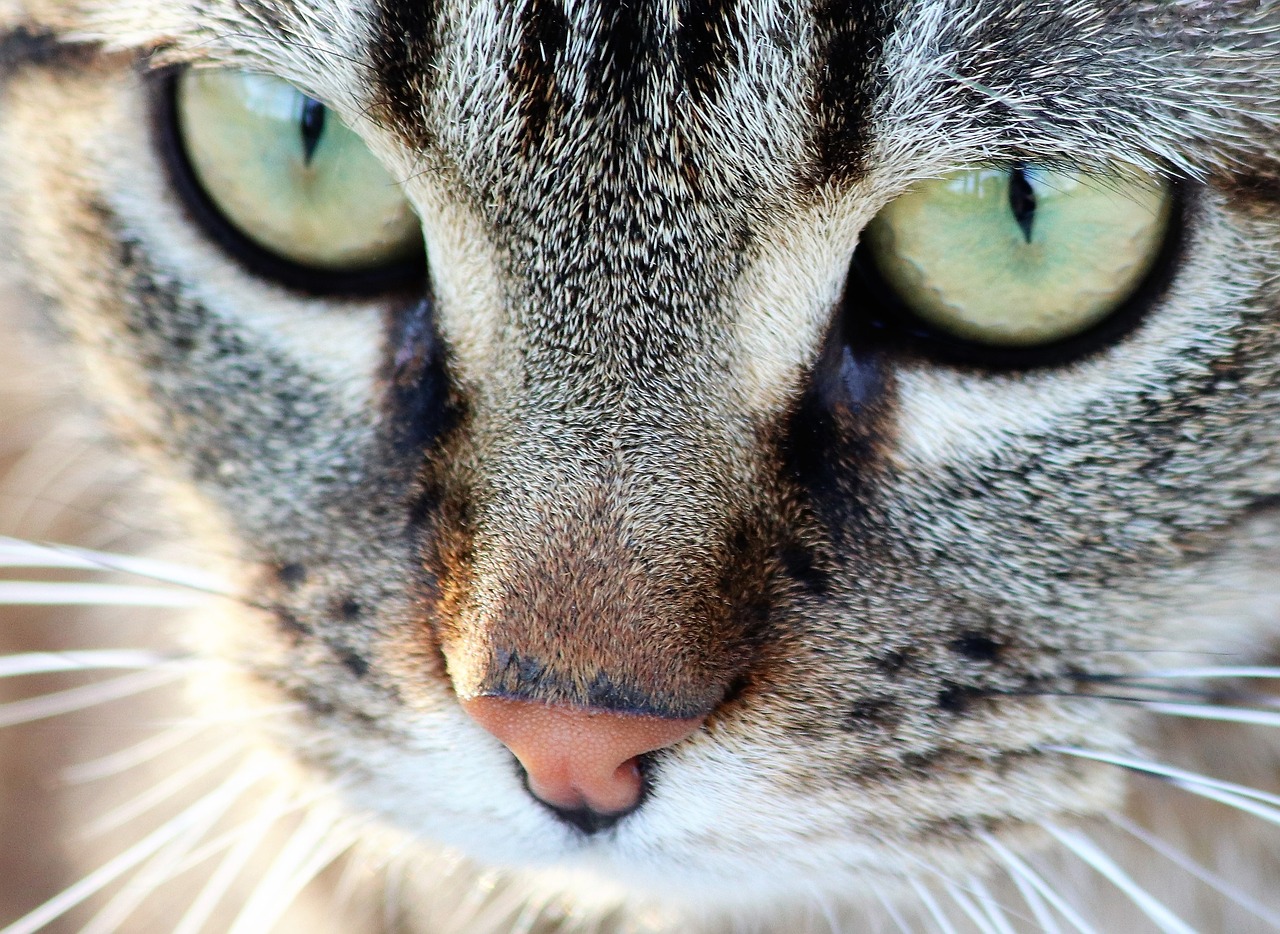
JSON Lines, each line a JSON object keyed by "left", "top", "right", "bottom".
{"left": 2, "top": 0, "right": 1279, "bottom": 920}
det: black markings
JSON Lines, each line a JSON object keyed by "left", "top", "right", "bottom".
{"left": 1008, "top": 166, "right": 1036, "bottom": 243}
{"left": 337, "top": 648, "right": 371, "bottom": 679}
{"left": 845, "top": 697, "right": 897, "bottom": 731}
{"left": 336, "top": 597, "right": 364, "bottom": 621}
{"left": 370, "top": 0, "right": 439, "bottom": 142}
{"left": 277, "top": 562, "right": 308, "bottom": 588}
{"left": 382, "top": 297, "right": 454, "bottom": 456}
{"left": 299, "top": 97, "right": 326, "bottom": 165}
{"left": 875, "top": 649, "right": 910, "bottom": 675}
{"left": 585, "top": 1, "right": 655, "bottom": 123}
{"left": 513, "top": 0, "right": 570, "bottom": 143}
{"left": 937, "top": 682, "right": 982, "bottom": 714}
{"left": 677, "top": 0, "right": 741, "bottom": 103}
{"left": 274, "top": 609, "right": 311, "bottom": 641}
{"left": 810, "top": 0, "right": 896, "bottom": 180}
{"left": 950, "top": 632, "right": 1003, "bottom": 663}
{"left": 0, "top": 26, "right": 100, "bottom": 76}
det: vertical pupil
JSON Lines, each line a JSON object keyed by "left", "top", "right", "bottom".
{"left": 1008, "top": 166, "right": 1036, "bottom": 244}
{"left": 299, "top": 97, "right": 327, "bottom": 165}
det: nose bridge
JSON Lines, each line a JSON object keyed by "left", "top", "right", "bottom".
{"left": 432, "top": 395, "right": 761, "bottom": 720}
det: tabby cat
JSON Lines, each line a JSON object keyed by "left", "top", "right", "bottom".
{"left": 1, "top": 0, "right": 1280, "bottom": 931}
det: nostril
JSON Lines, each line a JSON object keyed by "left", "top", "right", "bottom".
{"left": 519, "top": 765, "right": 643, "bottom": 835}
{"left": 460, "top": 695, "right": 703, "bottom": 818}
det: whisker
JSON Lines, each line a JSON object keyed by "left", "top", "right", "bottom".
{"left": 226, "top": 807, "right": 359, "bottom": 934}
{"left": 86, "top": 743, "right": 246, "bottom": 837}
{"left": 0, "top": 761, "right": 266, "bottom": 934}
{"left": 65, "top": 723, "right": 209, "bottom": 784}
{"left": 999, "top": 857, "right": 1064, "bottom": 934}
{"left": 0, "top": 668, "right": 187, "bottom": 729}
{"left": 979, "top": 832, "right": 1098, "bottom": 934}
{"left": 1042, "top": 823, "right": 1198, "bottom": 934}
{"left": 940, "top": 878, "right": 1002, "bottom": 934}
{"left": 1046, "top": 747, "right": 1280, "bottom": 810}
{"left": 907, "top": 878, "right": 959, "bottom": 934}
{"left": 1095, "top": 666, "right": 1280, "bottom": 681}
{"left": 964, "top": 876, "right": 1018, "bottom": 934}
{"left": 872, "top": 884, "right": 915, "bottom": 934}
{"left": 1136, "top": 700, "right": 1280, "bottom": 727}
{"left": 1105, "top": 811, "right": 1280, "bottom": 929}
{"left": 171, "top": 785, "right": 297, "bottom": 934}
{"left": 0, "top": 536, "right": 226, "bottom": 592}
{"left": 0, "top": 650, "right": 184, "bottom": 679}
{"left": 80, "top": 763, "right": 252, "bottom": 934}
{"left": 0, "top": 581, "right": 207, "bottom": 607}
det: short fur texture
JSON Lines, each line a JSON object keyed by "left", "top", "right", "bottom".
{"left": 1, "top": 0, "right": 1279, "bottom": 930}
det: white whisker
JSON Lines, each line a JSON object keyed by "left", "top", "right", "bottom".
{"left": 0, "top": 536, "right": 226, "bottom": 591}
{"left": 1120, "top": 667, "right": 1280, "bottom": 681}
{"left": 1000, "top": 859, "right": 1063, "bottom": 934}
{"left": 0, "top": 762, "right": 266, "bottom": 934}
{"left": 1135, "top": 700, "right": 1280, "bottom": 727}
{"left": 1042, "top": 823, "right": 1198, "bottom": 934}
{"left": 80, "top": 765, "right": 251, "bottom": 934}
{"left": 964, "top": 876, "right": 1018, "bottom": 934}
{"left": 907, "top": 878, "right": 958, "bottom": 934}
{"left": 941, "top": 879, "right": 1001, "bottom": 934}
{"left": 172, "top": 785, "right": 297, "bottom": 934}
{"left": 226, "top": 807, "right": 356, "bottom": 934}
{"left": 1046, "top": 746, "right": 1280, "bottom": 810}
{"left": 0, "top": 650, "right": 180, "bottom": 679}
{"left": 1105, "top": 811, "right": 1280, "bottom": 928}
{"left": 65, "top": 723, "right": 209, "bottom": 784}
{"left": 980, "top": 832, "right": 1097, "bottom": 934}
{"left": 86, "top": 742, "right": 245, "bottom": 837}
{"left": 873, "top": 884, "right": 915, "bottom": 934}
{"left": 0, "top": 668, "right": 186, "bottom": 728}
{"left": 0, "top": 581, "right": 207, "bottom": 607}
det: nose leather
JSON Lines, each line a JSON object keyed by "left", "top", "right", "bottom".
{"left": 461, "top": 695, "right": 704, "bottom": 816}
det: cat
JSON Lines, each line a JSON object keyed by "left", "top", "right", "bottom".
{"left": 1, "top": 0, "right": 1280, "bottom": 931}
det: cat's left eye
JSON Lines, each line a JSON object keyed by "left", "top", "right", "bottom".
{"left": 855, "top": 164, "right": 1175, "bottom": 359}
{"left": 161, "top": 69, "right": 425, "bottom": 292}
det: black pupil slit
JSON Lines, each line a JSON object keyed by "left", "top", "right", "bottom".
{"left": 300, "top": 97, "right": 326, "bottom": 165}
{"left": 1008, "top": 166, "right": 1036, "bottom": 243}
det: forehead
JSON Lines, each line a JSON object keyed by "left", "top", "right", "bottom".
{"left": 80, "top": 0, "right": 1254, "bottom": 188}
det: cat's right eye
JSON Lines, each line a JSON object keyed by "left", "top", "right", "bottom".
{"left": 161, "top": 69, "right": 425, "bottom": 292}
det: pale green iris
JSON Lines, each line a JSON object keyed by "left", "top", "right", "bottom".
{"left": 177, "top": 70, "right": 422, "bottom": 272}
{"left": 864, "top": 166, "right": 1172, "bottom": 347}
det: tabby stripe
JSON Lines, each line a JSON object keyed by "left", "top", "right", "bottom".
{"left": 512, "top": 0, "right": 570, "bottom": 145}
{"left": 369, "top": 0, "right": 441, "bottom": 143}
{"left": 676, "top": 0, "right": 742, "bottom": 103}
{"left": 584, "top": 0, "right": 656, "bottom": 123}
{"left": 0, "top": 27, "right": 101, "bottom": 76}
{"left": 809, "top": 0, "right": 896, "bottom": 181}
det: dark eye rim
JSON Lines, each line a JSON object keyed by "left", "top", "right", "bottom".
{"left": 844, "top": 176, "right": 1189, "bottom": 370}
{"left": 149, "top": 67, "right": 427, "bottom": 298}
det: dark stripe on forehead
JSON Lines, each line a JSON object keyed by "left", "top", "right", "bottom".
{"left": 677, "top": 0, "right": 742, "bottom": 103}
{"left": 369, "top": 0, "right": 440, "bottom": 142}
{"left": 810, "top": 0, "right": 896, "bottom": 181}
{"left": 512, "top": 0, "right": 570, "bottom": 146}
{"left": 584, "top": 1, "right": 657, "bottom": 123}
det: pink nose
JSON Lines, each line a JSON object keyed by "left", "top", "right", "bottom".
{"left": 461, "top": 695, "right": 704, "bottom": 815}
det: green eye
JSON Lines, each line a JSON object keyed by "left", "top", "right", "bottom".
{"left": 862, "top": 165, "right": 1173, "bottom": 348}
{"left": 173, "top": 70, "right": 423, "bottom": 284}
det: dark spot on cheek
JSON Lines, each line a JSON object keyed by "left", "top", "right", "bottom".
{"left": 335, "top": 597, "right": 363, "bottom": 621}
{"left": 875, "top": 649, "right": 911, "bottom": 675}
{"left": 274, "top": 609, "right": 312, "bottom": 642}
{"left": 337, "top": 648, "right": 370, "bottom": 680}
{"left": 937, "top": 683, "right": 982, "bottom": 715}
{"left": 276, "top": 563, "right": 308, "bottom": 589}
{"left": 950, "top": 633, "right": 1003, "bottom": 663}
{"left": 844, "top": 697, "right": 898, "bottom": 731}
